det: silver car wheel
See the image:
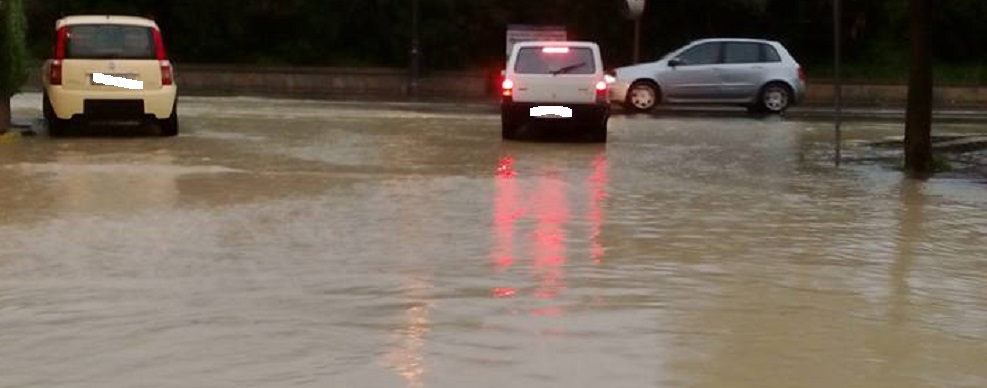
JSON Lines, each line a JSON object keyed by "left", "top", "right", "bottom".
{"left": 628, "top": 84, "right": 657, "bottom": 111}
{"left": 762, "top": 85, "right": 791, "bottom": 112}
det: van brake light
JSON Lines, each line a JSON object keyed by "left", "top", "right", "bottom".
{"left": 542, "top": 47, "right": 570, "bottom": 54}
{"left": 501, "top": 79, "right": 514, "bottom": 96}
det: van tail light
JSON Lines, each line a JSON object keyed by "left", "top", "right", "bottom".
{"left": 501, "top": 78, "right": 514, "bottom": 97}
{"left": 595, "top": 80, "right": 608, "bottom": 102}
{"left": 798, "top": 66, "right": 806, "bottom": 82}
{"left": 542, "top": 47, "right": 570, "bottom": 54}
{"left": 160, "top": 60, "right": 174, "bottom": 86}
{"left": 50, "top": 60, "right": 63, "bottom": 86}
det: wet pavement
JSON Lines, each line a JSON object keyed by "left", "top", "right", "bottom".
{"left": 2, "top": 93, "right": 987, "bottom": 388}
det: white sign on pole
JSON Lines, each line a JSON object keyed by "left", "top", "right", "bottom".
{"left": 624, "top": 0, "right": 646, "bottom": 20}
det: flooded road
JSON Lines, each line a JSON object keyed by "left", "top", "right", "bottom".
{"left": 2, "top": 94, "right": 986, "bottom": 388}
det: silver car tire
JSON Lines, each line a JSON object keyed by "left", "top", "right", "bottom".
{"left": 760, "top": 83, "right": 792, "bottom": 114}
{"left": 625, "top": 82, "right": 659, "bottom": 112}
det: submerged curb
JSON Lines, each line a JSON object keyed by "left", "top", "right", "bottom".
{"left": 0, "top": 132, "right": 22, "bottom": 144}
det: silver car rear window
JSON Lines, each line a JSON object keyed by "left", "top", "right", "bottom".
{"left": 514, "top": 47, "right": 596, "bottom": 75}
{"left": 764, "top": 45, "right": 782, "bottom": 62}
{"left": 65, "top": 24, "right": 156, "bottom": 60}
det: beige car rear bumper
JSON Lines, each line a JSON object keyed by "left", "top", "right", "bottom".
{"left": 45, "top": 86, "right": 178, "bottom": 120}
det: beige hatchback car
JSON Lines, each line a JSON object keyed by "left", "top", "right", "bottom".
{"left": 42, "top": 15, "right": 178, "bottom": 136}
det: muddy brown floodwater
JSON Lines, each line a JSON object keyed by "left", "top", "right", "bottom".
{"left": 1, "top": 94, "right": 986, "bottom": 388}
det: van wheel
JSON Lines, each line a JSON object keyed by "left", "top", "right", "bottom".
{"left": 43, "top": 93, "right": 69, "bottom": 137}
{"left": 624, "top": 81, "right": 659, "bottom": 112}
{"left": 160, "top": 101, "right": 179, "bottom": 137}
{"left": 759, "top": 83, "right": 792, "bottom": 114}
{"left": 589, "top": 114, "right": 608, "bottom": 143}
{"left": 501, "top": 110, "right": 517, "bottom": 140}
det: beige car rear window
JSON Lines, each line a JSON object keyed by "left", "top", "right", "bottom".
{"left": 65, "top": 24, "right": 156, "bottom": 60}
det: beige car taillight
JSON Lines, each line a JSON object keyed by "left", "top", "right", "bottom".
{"left": 160, "top": 60, "right": 174, "bottom": 86}
{"left": 152, "top": 28, "right": 174, "bottom": 86}
{"left": 49, "top": 60, "right": 63, "bottom": 85}
{"left": 50, "top": 27, "right": 68, "bottom": 85}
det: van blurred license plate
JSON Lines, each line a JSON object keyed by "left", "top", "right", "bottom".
{"left": 89, "top": 73, "right": 138, "bottom": 85}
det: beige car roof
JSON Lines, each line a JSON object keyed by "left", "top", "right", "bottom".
{"left": 56, "top": 15, "right": 159, "bottom": 30}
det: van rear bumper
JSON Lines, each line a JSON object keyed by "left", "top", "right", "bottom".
{"left": 45, "top": 86, "right": 178, "bottom": 120}
{"left": 501, "top": 101, "right": 610, "bottom": 120}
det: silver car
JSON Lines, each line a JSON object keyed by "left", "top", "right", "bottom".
{"left": 609, "top": 38, "right": 806, "bottom": 114}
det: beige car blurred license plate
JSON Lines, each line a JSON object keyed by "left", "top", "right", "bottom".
{"left": 89, "top": 73, "right": 138, "bottom": 85}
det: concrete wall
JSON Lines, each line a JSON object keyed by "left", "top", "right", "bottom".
{"left": 22, "top": 66, "right": 987, "bottom": 107}
{"left": 805, "top": 80, "right": 987, "bottom": 108}
{"left": 174, "top": 65, "right": 490, "bottom": 99}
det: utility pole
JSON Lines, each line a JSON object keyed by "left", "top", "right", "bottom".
{"left": 633, "top": 19, "right": 641, "bottom": 63}
{"left": 903, "top": 0, "right": 934, "bottom": 177}
{"left": 409, "top": 0, "right": 421, "bottom": 97}
{"left": 833, "top": 0, "right": 843, "bottom": 167}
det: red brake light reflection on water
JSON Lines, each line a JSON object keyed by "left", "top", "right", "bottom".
{"left": 542, "top": 47, "right": 570, "bottom": 54}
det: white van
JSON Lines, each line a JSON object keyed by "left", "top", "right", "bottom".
{"left": 500, "top": 41, "right": 610, "bottom": 142}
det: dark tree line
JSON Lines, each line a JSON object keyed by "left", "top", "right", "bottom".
{"left": 2, "top": 0, "right": 30, "bottom": 133}
{"left": 22, "top": 0, "right": 987, "bottom": 80}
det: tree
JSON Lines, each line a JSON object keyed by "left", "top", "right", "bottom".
{"left": 1, "top": 0, "right": 29, "bottom": 134}
{"left": 903, "top": 0, "right": 933, "bottom": 177}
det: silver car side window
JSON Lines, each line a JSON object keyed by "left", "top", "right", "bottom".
{"left": 763, "top": 44, "right": 783, "bottom": 63}
{"left": 724, "top": 42, "right": 760, "bottom": 64}
{"left": 678, "top": 43, "right": 720, "bottom": 66}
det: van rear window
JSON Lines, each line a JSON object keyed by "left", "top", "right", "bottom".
{"left": 65, "top": 25, "right": 156, "bottom": 60}
{"left": 514, "top": 47, "right": 596, "bottom": 75}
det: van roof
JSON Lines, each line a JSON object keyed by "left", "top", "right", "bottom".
{"left": 55, "top": 15, "right": 159, "bottom": 30}
{"left": 514, "top": 41, "right": 599, "bottom": 49}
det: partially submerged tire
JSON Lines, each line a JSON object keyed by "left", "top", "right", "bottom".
{"left": 591, "top": 119, "right": 608, "bottom": 143}
{"left": 501, "top": 110, "right": 517, "bottom": 140}
{"left": 43, "top": 93, "right": 70, "bottom": 137}
{"left": 759, "top": 83, "right": 793, "bottom": 114}
{"left": 159, "top": 100, "right": 179, "bottom": 137}
{"left": 624, "top": 81, "right": 659, "bottom": 113}
{"left": 588, "top": 110, "right": 608, "bottom": 143}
